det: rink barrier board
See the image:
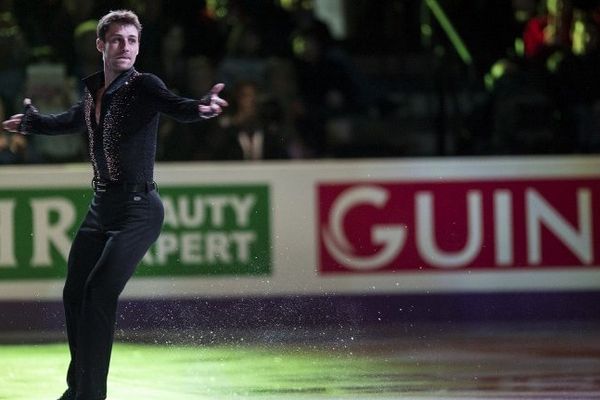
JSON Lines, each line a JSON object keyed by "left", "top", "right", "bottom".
{"left": 1, "top": 291, "right": 599, "bottom": 333}
{"left": 0, "top": 157, "right": 599, "bottom": 303}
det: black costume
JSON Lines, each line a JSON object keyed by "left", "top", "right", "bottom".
{"left": 20, "top": 68, "right": 206, "bottom": 400}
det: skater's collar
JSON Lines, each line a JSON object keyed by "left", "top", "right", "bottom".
{"left": 83, "top": 68, "right": 138, "bottom": 96}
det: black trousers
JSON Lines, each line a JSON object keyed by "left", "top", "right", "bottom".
{"left": 62, "top": 187, "right": 164, "bottom": 400}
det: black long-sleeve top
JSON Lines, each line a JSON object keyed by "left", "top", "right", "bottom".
{"left": 19, "top": 68, "right": 204, "bottom": 183}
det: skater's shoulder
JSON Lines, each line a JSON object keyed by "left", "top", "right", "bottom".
{"left": 135, "top": 72, "right": 167, "bottom": 89}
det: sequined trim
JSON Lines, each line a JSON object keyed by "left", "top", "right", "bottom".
{"left": 101, "top": 71, "right": 140, "bottom": 181}
{"left": 83, "top": 90, "right": 98, "bottom": 180}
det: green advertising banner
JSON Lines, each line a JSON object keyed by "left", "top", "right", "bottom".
{"left": 0, "top": 185, "right": 271, "bottom": 280}
{"left": 0, "top": 187, "right": 90, "bottom": 280}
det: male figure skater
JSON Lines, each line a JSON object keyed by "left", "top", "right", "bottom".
{"left": 2, "top": 10, "right": 227, "bottom": 400}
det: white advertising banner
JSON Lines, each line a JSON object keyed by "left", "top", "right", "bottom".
{"left": 0, "top": 156, "right": 599, "bottom": 300}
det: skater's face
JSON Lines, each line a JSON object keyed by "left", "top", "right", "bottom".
{"left": 97, "top": 23, "right": 139, "bottom": 72}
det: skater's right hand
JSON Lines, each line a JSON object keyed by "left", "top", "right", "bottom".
{"left": 2, "top": 98, "right": 31, "bottom": 134}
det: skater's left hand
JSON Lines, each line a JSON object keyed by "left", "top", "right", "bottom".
{"left": 199, "top": 83, "right": 228, "bottom": 119}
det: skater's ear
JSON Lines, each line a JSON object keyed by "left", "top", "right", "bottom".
{"left": 96, "top": 38, "right": 105, "bottom": 54}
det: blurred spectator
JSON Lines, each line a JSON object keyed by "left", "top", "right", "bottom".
{"left": 125, "top": 0, "right": 164, "bottom": 73}
{"left": 225, "top": 4, "right": 263, "bottom": 58}
{"left": 487, "top": 66, "right": 560, "bottom": 154}
{"left": 0, "top": 97, "right": 29, "bottom": 164}
{"left": 21, "top": 63, "right": 86, "bottom": 163}
{"left": 185, "top": 56, "right": 217, "bottom": 99}
{"left": 216, "top": 6, "right": 267, "bottom": 88}
{"left": 264, "top": 57, "right": 303, "bottom": 156}
{"left": 524, "top": 0, "right": 573, "bottom": 60}
{"left": 14, "top": 0, "right": 96, "bottom": 76}
{"left": 292, "top": 21, "right": 373, "bottom": 157}
{"left": 211, "top": 80, "right": 289, "bottom": 160}
{"left": 157, "top": 56, "right": 218, "bottom": 161}
{"left": 59, "top": 0, "right": 95, "bottom": 74}
{"left": 0, "top": 1, "right": 29, "bottom": 117}
{"left": 72, "top": 20, "right": 101, "bottom": 93}
{"left": 3, "top": 0, "right": 599, "bottom": 161}
{"left": 477, "top": 0, "right": 593, "bottom": 155}
{"left": 177, "top": 0, "right": 226, "bottom": 61}
{"left": 62, "top": 0, "right": 95, "bottom": 25}
{"left": 160, "top": 24, "right": 187, "bottom": 92}
{"left": 552, "top": 6, "right": 600, "bottom": 152}
{"left": 225, "top": 0, "right": 294, "bottom": 58}
{"left": 0, "top": 130, "right": 28, "bottom": 164}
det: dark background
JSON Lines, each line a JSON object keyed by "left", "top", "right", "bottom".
{"left": 1, "top": 0, "right": 600, "bottom": 164}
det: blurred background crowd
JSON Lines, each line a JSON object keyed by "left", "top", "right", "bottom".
{"left": 1, "top": 0, "right": 600, "bottom": 164}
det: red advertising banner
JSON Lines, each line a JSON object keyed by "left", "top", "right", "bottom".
{"left": 318, "top": 179, "right": 600, "bottom": 273}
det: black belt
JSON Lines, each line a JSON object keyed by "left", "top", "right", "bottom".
{"left": 92, "top": 180, "right": 157, "bottom": 193}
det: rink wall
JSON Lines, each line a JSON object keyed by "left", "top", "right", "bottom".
{"left": 1, "top": 156, "right": 599, "bottom": 330}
